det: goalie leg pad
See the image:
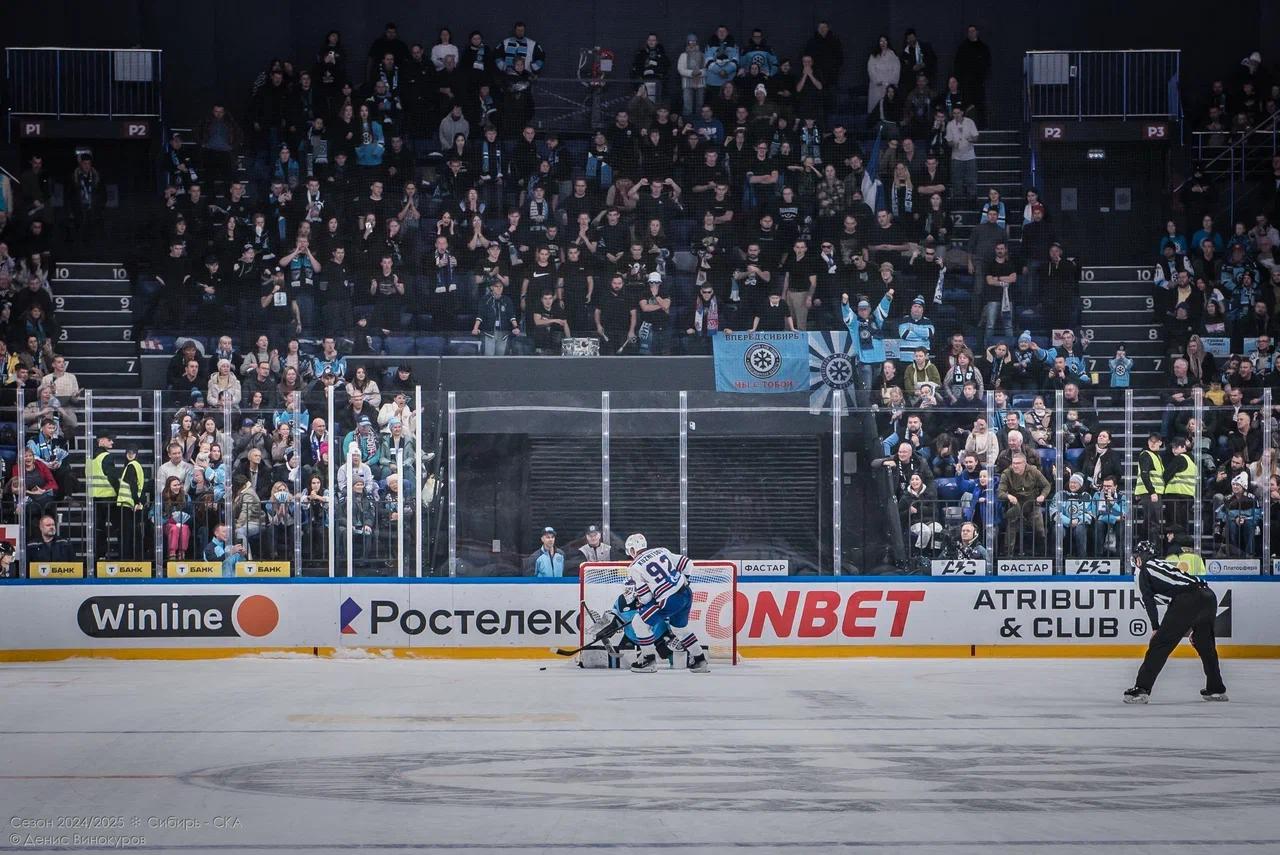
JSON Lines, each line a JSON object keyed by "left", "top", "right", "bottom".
{"left": 579, "top": 648, "right": 636, "bottom": 669}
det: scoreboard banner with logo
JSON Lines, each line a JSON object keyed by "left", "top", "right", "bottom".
{"left": 29, "top": 562, "right": 85, "bottom": 580}
{"left": 165, "top": 561, "right": 291, "bottom": 578}
{"left": 96, "top": 562, "right": 154, "bottom": 579}
{"left": 1206, "top": 559, "right": 1260, "bottom": 575}
{"left": 235, "top": 561, "right": 291, "bottom": 578}
{"left": 166, "top": 562, "right": 222, "bottom": 578}
{"left": 931, "top": 560, "right": 985, "bottom": 576}
{"left": 995, "top": 559, "right": 1054, "bottom": 576}
{"left": 1064, "top": 559, "right": 1124, "bottom": 576}
{"left": 0, "top": 579, "right": 1278, "bottom": 658}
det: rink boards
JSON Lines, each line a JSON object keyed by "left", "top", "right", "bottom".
{"left": 1, "top": 577, "right": 1278, "bottom": 660}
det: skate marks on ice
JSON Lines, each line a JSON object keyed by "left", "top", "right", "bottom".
{"left": 185, "top": 742, "right": 1280, "bottom": 813}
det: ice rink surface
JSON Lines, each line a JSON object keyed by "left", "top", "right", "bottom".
{"left": 1, "top": 656, "right": 1278, "bottom": 855}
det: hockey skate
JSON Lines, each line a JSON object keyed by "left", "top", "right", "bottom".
{"left": 1200, "top": 688, "right": 1230, "bottom": 702}
{"left": 1122, "top": 687, "right": 1150, "bottom": 704}
{"left": 630, "top": 653, "right": 657, "bottom": 673}
{"left": 687, "top": 652, "right": 710, "bottom": 673}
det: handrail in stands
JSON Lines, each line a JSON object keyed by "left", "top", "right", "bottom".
{"left": 1177, "top": 107, "right": 1280, "bottom": 189}
{"left": 1174, "top": 107, "right": 1280, "bottom": 225}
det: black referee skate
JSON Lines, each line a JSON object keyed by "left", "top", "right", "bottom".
{"left": 687, "top": 653, "right": 710, "bottom": 673}
{"left": 630, "top": 653, "right": 657, "bottom": 673}
{"left": 1123, "top": 687, "right": 1150, "bottom": 704}
{"left": 1200, "top": 688, "right": 1230, "bottom": 702}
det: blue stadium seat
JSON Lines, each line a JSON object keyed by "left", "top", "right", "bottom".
{"left": 384, "top": 336, "right": 416, "bottom": 356}
{"left": 935, "top": 477, "right": 962, "bottom": 501}
{"left": 415, "top": 336, "right": 445, "bottom": 355}
{"left": 1065, "top": 448, "right": 1085, "bottom": 467}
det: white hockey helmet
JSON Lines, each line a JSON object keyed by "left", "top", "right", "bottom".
{"left": 624, "top": 533, "right": 647, "bottom": 557}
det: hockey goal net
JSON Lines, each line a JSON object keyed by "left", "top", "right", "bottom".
{"left": 579, "top": 561, "right": 740, "bottom": 664}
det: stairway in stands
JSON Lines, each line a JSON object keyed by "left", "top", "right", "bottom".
{"left": 41, "top": 262, "right": 142, "bottom": 559}
{"left": 53, "top": 261, "right": 138, "bottom": 390}
{"left": 1079, "top": 263, "right": 1165, "bottom": 447}
{"left": 54, "top": 393, "right": 154, "bottom": 561}
{"left": 949, "top": 128, "right": 1027, "bottom": 250}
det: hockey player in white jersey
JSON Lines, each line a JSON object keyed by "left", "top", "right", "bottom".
{"left": 623, "top": 533, "right": 710, "bottom": 673}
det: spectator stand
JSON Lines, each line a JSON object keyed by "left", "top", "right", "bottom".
{"left": 7, "top": 30, "right": 1280, "bottom": 579}
{"left": 8, "top": 382, "right": 442, "bottom": 579}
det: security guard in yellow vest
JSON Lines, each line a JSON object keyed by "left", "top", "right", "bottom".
{"left": 115, "top": 445, "right": 147, "bottom": 561}
{"left": 1133, "top": 433, "right": 1165, "bottom": 544}
{"left": 1170, "top": 548, "right": 1207, "bottom": 576}
{"left": 1162, "top": 524, "right": 1207, "bottom": 575}
{"left": 87, "top": 431, "right": 121, "bottom": 561}
{"left": 1163, "top": 436, "right": 1198, "bottom": 533}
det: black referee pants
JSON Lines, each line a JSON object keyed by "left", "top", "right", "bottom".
{"left": 1135, "top": 587, "right": 1226, "bottom": 694}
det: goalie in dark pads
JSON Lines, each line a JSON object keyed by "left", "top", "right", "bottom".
{"left": 1123, "top": 540, "right": 1228, "bottom": 704}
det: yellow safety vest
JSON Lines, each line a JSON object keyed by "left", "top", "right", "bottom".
{"left": 116, "top": 459, "right": 145, "bottom": 508}
{"left": 1170, "top": 550, "right": 1206, "bottom": 576}
{"left": 1163, "top": 453, "right": 1197, "bottom": 497}
{"left": 87, "top": 450, "right": 115, "bottom": 499}
{"left": 1133, "top": 450, "right": 1164, "bottom": 496}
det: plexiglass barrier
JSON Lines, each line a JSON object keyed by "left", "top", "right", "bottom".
{"left": 7, "top": 385, "right": 440, "bottom": 579}
{"left": 5, "top": 387, "right": 1275, "bottom": 578}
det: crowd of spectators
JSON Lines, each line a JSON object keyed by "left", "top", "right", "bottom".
{"left": 129, "top": 19, "right": 1037, "bottom": 361}
{"left": 873, "top": 346, "right": 1279, "bottom": 571}
{"left": 6, "top": 23, "right": 1280, "bottom": 576}
{"left": 866, "top": 55, "right": 1280, "bottom": 572}
{"left": 1189, "top": 52, "right": 1278, "bottom": 151}
{"left": 136, "top": 336, "right": 430, "bottom": 573}
{"left": 1, "top": 330, "right": 431, "bottom": 576}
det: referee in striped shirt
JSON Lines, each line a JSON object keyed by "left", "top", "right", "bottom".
{"left": 1124, "top": 541, "right": 1228, "bottom": 704}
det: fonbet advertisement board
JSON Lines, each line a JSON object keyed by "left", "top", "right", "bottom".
{"left": 0, "top": 580, "right": 1271, "bottom": 654}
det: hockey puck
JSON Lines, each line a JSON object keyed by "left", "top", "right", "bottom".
{"left": 539, "top": 667, "right": 547, "bottom": 671}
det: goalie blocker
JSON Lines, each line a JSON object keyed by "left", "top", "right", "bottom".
{"left": 577, "top": 560, "right": 739, "bottom": 667}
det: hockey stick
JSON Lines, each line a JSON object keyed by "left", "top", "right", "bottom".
{"left": 552, "top": 614, "right": 683, "bottom": 658}
{"left": 582, "top": 601, "right": 620, "bottom": 656}
{"left": 553, "top": 601, "right": 621, "bottom": 656}
{"left": 553, "top": 630, "right": 682, "bottom": 659}
{"left": 553, "top": 641, "right": 604, "bottom": 657}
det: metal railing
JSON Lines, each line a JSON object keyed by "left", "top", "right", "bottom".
{"left": 1181, "top": 108, "right": 1280, "bottom": 226}
{"left": 524, "top": 76, "right": 670, "bottom": 135}
{"left": 1024, "top": 50, "right": 1181, "bottom": 121}
{"left": 5, "top": 47, "right": 163, "bottom": 119}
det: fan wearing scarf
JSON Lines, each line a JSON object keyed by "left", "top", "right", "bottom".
{"left": 686, "top": 283, "right": 733, "bottom": 349}
{"left": 842, "top": 289, "right": 893, "bottom": 398}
